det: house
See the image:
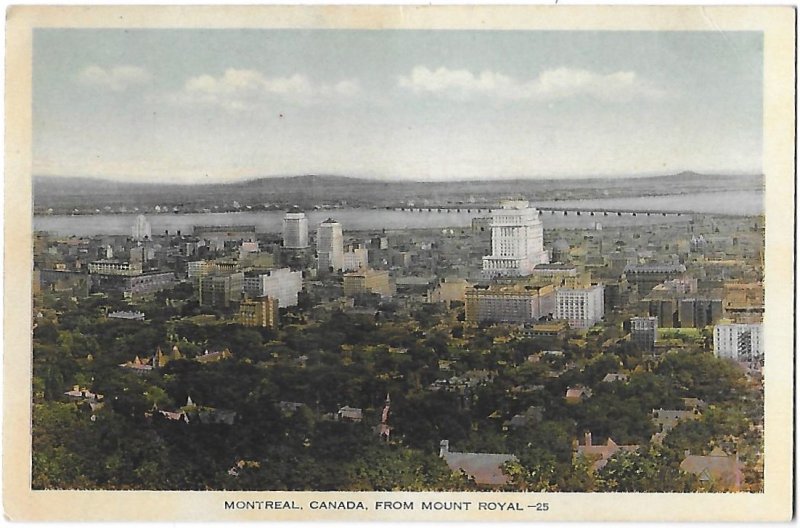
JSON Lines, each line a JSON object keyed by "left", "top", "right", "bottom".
{"left": 463, "top": 369, "right": 494, "bottom": 387}
{"left": 195, "top": 348, "right": 233, "bottom": 364}
{"left": 602, "top": 373, "right": 629, "bottom": 383}
{"left": 680, "top": 447, "right": 744, "bottom": 491}
{"left": 64, "top": 385, "right": 103, "bottom": 403}
{"left": 651, "top": 408, "right": 701, "bottom": 444}
{"left": 565, "top": 385, "right": 593, "bottom": 403}
{"left": 503, "top": 406, "right": 544, "bottom": 431}
{"left": 575, "top": 432, "right": 639, "bottom": 471}
{"left": 439, "top": 440, "right": 517, "bottom": 486}
{"left": 338, "top": 406, "right": 363, "bottom": 422}
{"left": 681, "top": 397, "right": 708, "bottom": 411}
{"left": 119, "top": 355, "right": 153, "bottom": 374}
{"left": 277, "top": 401, "right": 306, "bottom": 415}
{"left": 158, "top": 410, "right": 190, "bottom": 423}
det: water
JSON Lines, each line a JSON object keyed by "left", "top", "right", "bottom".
{"left": 34, "top": 190, "right": 762, "bottom": 237}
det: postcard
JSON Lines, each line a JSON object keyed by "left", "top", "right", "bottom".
{"left": 4, "top": 5, "right": 795, "bottom": 522}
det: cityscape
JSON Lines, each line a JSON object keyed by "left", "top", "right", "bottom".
{"left": 30, "top": 27, "right": 766, "bottom": 493}
{"left": 32, "top": 175, "right": 765, "bottom": 492}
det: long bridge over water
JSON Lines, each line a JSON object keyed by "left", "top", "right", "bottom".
{"left": 380, "top": 204, "right": 688, "bottom": 217}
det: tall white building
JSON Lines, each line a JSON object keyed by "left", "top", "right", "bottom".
{"left": 317, "top": 219, "right": 344, "bottom": 273}
{"left": 243, "top": 268, "right": 303, "bottom": 308}
{"left": 282, "top": 207, "right": 309, "bottom": 249}
{"left": 132, "top": 214, "right": 151, "bottom": 241}
{"left": 555, "top": 284, "right": 605, "bottom": 329}
{"left": 714, "top": 323, "right": 764, "bottom": 365}
{"left": 482, "top": 200, "right": 549, "bottom": 278}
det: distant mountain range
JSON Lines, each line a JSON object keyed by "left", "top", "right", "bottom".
{"left": 33, "top": 172, "right": 763, "bottom": 214}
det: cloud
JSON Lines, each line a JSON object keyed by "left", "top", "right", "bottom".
{"left": 76, "top": 65, "right": 152, "bottom": 92}
{"left": 398, "top": 66, "right": 666, "bottom": 102}
{"left": 173, "top": 69, "right": 362, "bottom": 109}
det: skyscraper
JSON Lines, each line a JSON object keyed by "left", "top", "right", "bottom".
{"left": 482, "top": 200, "right": 549, "bottom": 278}
{"left": 316, "top": 218, "right": 344, "bottom": 273}
{"left": 282, "top": 207, "right": 309, "bottom": 249}
{"left": 132, "top": 214, "right": 151, "bottom": 241}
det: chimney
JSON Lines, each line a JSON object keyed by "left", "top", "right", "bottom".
{"left": 584, "top": 431, "right": 592, "bottom": 447}
{"left": 439, "top": 439, "right": 449, "bottom": 457}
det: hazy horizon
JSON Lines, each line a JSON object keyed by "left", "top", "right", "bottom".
{"left": 34, "top": 29, "right": 763, "bottom": 184}
{"left": 33, "top": 170, "right": 764, "bottom": 187}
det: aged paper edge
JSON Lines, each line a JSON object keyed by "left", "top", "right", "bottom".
{"left": 3, "top": 5, "right": 795, "bottom": 522}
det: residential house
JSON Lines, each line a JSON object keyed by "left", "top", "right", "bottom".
{"left": 439, "top": 439, "right": 517, "bottom": 486}
{"left": 679, "top": 447, "right": 744, "bottom": 491}
{"left": 575, "top": 432, "right": 639, "bottom": 471}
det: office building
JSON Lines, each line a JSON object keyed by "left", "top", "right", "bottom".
{"left": 630, "top": 316, "right": 658, "bottom": 352}
{"left": 343, "top": 269, "right": 393, "bottom": 297}
{"left": 678, "top": 298, "right": 723, "bottom": 328}
{"left": 343, "top": 247, "right": 369, "bottom": 271}
{"left": 465, "top": 283, "right": 555, "bottom": 324}
{"left": 723, "top": 281, "right": 764, "bottom": 323}
{"left": 713, "top": 323, "right": 764, "bottom": 366}
{"left": 429, "top": 277, "right": 471, "bottom": 304}
{"left": 243, "top": 268, "right": 302, "bottom": 308}
{"left": 88, "top": 259, "right": 143, "bottom": 277}
{"left": 237, "top": 297, "right": 279, "bottom": 329}
{"left": 282, "top": 207, "right": 309, "bottom": 249}
{"left": 482, "top": 200, "right": 549, "bottom": 278}
{"left": 198, "top": 272, "right": 244, "bottom": 307}
{"left": 624, "top": 263, "right": 686, "bottom": 294}
{"left": 317, "top": 219, "right": 344, "bottom": 273}
{"left": 555, "top": 284, "right": 605, "bottom": 329}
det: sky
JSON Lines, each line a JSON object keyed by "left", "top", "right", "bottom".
{"left": 32, "top": 29, "right": 763, "bottom": 183}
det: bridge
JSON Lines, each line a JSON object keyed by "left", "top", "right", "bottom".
{"left": 380, "top": 205, "right": 688, "bottom": 217}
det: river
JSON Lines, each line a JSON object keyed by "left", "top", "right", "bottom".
{"left": 34, "top": 190, "right": 762, "bottom": 237}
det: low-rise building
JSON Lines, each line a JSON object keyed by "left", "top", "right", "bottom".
{"left": 343, "top": 269, "right": 393, "bottom": 297}
{"left": 575, "top": 432, "right": 639, "bottom": 471}
{"left": 439, "top": 440, "right": 517, "bottom": 486}
{"left": 107, "top": 310, "right": 146, "bottom": 321}
{"left": 337, "top": 406, "right": 363, "bottom": 422}
{"left": 679, "top": 447, "right": 744, "bottom": 491}
{"left": 428, "top": 277, "right": 471, "bottom": 303}
{"left": 88, "top": 259, "right": 142, "bottom": 276}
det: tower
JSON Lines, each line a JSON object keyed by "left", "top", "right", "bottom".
{"left": 482, "top": 200, "right": 549, "bottom": 278}
{"left": 132, "top": 214, "right": 151, "bottom": 241}
{"left": 282, "top": 207, "right": 309, "bottom": 249}
{"left": 316, "top": 218, "right": 344, "bottom": 272}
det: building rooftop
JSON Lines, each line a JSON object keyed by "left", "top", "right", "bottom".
{"left": 439, "top": 440, "right": 516, "bottom": 486}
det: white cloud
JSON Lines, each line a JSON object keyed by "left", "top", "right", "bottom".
{"left": 174, "top": 69, "right": 362, "bottom": 109}
{"left": 76, "top": 65, "right": 152, "bottom": 92}
{"left": 398, "top": 66, "right": 666, "bottom": 102}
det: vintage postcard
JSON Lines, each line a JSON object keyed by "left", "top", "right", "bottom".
{"left": 3, "top": 5, "right": 795, "bottom": 522}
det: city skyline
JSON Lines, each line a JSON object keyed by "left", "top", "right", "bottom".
{"left": 33, "top": 29, "right": 763, "bottom": 184}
